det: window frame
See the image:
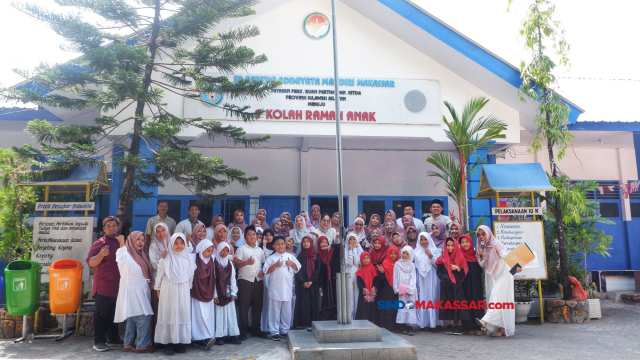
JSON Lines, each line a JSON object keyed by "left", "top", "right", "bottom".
{"left": 308, "top": 195, "right": 349, "bottom": 224}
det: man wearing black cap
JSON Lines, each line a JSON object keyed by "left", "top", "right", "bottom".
{"left": 86, "top": 216, "right": 124, "bottom": 352}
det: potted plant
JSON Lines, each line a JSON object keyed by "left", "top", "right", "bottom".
{"left": 587, "top": 282, "right": 602, "bottom": 319}
{"left": 514, "top": 280, "right": 534, "bottom": 323}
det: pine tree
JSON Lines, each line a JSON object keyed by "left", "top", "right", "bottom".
{"left": 1, "top": 0, "right": 280, "bottom": 222}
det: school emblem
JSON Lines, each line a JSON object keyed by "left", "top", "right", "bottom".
{"left": 303, "top": 13, "right": 330, "bottom": 39}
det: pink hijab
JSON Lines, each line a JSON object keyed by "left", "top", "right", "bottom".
{"left": 228, "top": 209, "right": 248, "bottom": 232}
{"left": 476, "top": 225, "right": 504, "bottom": 275}
{"left": 400, "top": 215, "right": 416, "bottom": 235}
{"left": 126, "top": 231, "right": 154, "bottom": 288}
{"left": 212, "top": 224, "right": 234, "bottom": 254}
{"left": 309, "top": 205, "right": 321, "bottom": 228}
{"left": 191, "top": 223, "right": 208, "bottom": 247}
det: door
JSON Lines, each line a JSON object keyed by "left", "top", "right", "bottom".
{"left": 260, "top": 196, "right": 300, "bottom": 222}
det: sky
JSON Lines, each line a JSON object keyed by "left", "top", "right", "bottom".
{"left": 1, "top": 0, "right": 638, "bottom": 121}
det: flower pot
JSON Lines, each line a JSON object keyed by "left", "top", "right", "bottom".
{"left": 515, "top": 301, "right": 533, "bottom": 323}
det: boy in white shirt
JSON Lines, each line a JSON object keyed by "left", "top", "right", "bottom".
{"left": 263, "top": 236, "right": 301, "bottom": 341}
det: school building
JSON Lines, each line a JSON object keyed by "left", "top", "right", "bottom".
{"left": 0, "top": 0, "right": 638, "bottom": 291}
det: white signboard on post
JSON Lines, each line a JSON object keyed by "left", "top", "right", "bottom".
{"left": 33, "top": 217, "right": 94, "bottom": 282}
{"left": 493, "top": 221, "right": 547, "bottom": 280}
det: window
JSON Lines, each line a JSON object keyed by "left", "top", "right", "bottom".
{"left": 362, "top": 200, "right": 385, "bottom": 222}
{"left": 162, "top": 200, "right": 182, "bottom": 224}
{"left": 574, "top": 180, "right": 621, "bottom": 218}
{"left": 392, "top": 199, "right": 416, "bottom": 218}
{"left": 222, "top": 198, "right": 247, "bottom": 226}
{"left": 629, "top": 180, "right": 640, "bottom": 218}
{"left": 309, "top": 196, "right": 348, "bottom": 222}
{"left": 187, "top": 200, "right": 214, "bottom": 226}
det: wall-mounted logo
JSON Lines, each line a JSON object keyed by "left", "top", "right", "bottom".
{"left": 200, "top": 88, "right": 223, "bottom": 107}
{"left": 304, "top": 13, "right": 330, "bottom": 39}
{"left": 13, "top": 278, "right": 26, "bottom": 291}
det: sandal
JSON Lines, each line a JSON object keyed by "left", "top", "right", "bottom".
{"left": 475, "top": 318, "right": 487, "bottom": 331}
{"left": 490, "top": 330, "right": 505, "bottom": 337}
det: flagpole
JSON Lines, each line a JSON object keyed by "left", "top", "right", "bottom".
{"left": 330, "top": 0, "right": 350, "bottom": 325}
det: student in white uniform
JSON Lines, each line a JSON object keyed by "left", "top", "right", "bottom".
{"left": 190, "top": 239, "right": 217, "bottom": 350}
{"left": 344, "top": 232, "right": 362, "bottom": 320}
{"left": 263, "top": 236, "right": 301, "bottom": 341}
{"left": 213, "top": 242, "right": 242, "bottom": 345}
{"left": 414, "top": 232, "right": 444, "bottom": 331}
{"left": 115, "top": 231, "right": 155, "bottom": 354}
{"left": 260, "top": 229, "right": 275, "bottom": 333}
{"left": 154, "top": 233, "right": 196, "bottom": 355}
{"left": 394, "top": 246, "right": 417, "bottom": 336}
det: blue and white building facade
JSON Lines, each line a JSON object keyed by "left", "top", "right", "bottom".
{"left": 1, "top": 0, "right": 637, "bottom": 291}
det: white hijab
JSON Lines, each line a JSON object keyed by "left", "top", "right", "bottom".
{"left": 291, "top": 215, "right": 312, "bottom": 248}
{"left": 396, "top": 245, "right": 415, "bottom": 273}
{"left": 215, "top": 242, "right": 231, "bottom": 267}
{"left": 162, "top": 233, "right": 196, "bottom": 284}
{"left": 228, "top": 226, "right": 245, "bottom": 248}
{"left": 414, "top": 232, "right": 437, "bottom": 277}
{"left": 196, "top": 239, "right": 214, "bottom": 264}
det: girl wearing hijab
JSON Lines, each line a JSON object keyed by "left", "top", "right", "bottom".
{"left": 212, "top": 224, "right": 234, "bottom": 255}
{"left": 312, "top": 214, "right": 337, "bottom": 244}
{"left": 382, "top": 220, "right": 397, "bottom": 246}
{"left": 250, "top": 218, "right": 263, "bottom": 229}
{"left": 366, "top": 214, "right": 382, "bottom": 236}
{"left": 368, "top": 228, "right": 382, "bottom": 243}
{"left": 227, "top": 209, "right": 248, "bottom": 233}
{"left": 213, "top": 242, "right": 242, "bottom": 345}
{"left": 285, "top": 236, "right": 295, "bottom": 254}
{"left": 293, "top": 236, "right": 321, "bottom": 331}
{"left": 309, "top": 205, "right": 321, "bottom": 229}
{"left": 154, "top": 233, "right": 197, "bottom": 355}
{"left": 270, "top": 218, "right": 284, "bottom": 237}
{"left": 260, "top": 229, "right": 275, "bottom": 334}
{"left": 346, "top": 212, "right": 367, "bottom": 235}
{"left": 228, "top": 226, "right": 245, "bottom": 249}
{"left": 190, "top": 240, "right": 217, "bottom": 349}
{"left": 375, "top": 245, "right": 399, "bottom": 332}
{"left": 299, "top": 211, "right": 315, "bottom": 231}
{"left": 394, "top": 246, "right": 417, "bottom": 336}
{"left": 369, "top": 237, "right": 387, "bottom": 267}
{"left": 255, "top": 227, "right": 264, "bottom": 247}
{"left": 280, "top": 212, "right": 294, "bottom": 238}
{"left": 355, "top": 251, "right": 379, "bottom": 322}
{"left": 317, "top": 235, "right": 341, "bottom": 320}
{"left": 351, "top": 217, "right": 369, "bottom": 251}
{"left": 400, "top": 215, "right": 417, "bottom": 234}
{"left": 115, "top": 231, "right": 155, "bottom": 354}
{"left": 345, "top": 232, "right": 363, "bottom": 319}
{"left": 458, "top": 234, "right": 484, "bottom": 335}
{"left": 430, "top": 222, "right": 447, "bottom": 249}
{"left": 436, "top": 237, "right": 469, "bottom": 335}
{"left": 414, "top": 232, "right": 443, "bottom": 331}
{"left": 384, "top": 210, "right": 403, "bottom": 232}
{"left": 475, "top": 225, "right": 518, "bottom": 337}
{"left": 148, "top": 223, "right": 170, "bottom": 345}
{"left": 207, "top": 214, "right": 224, "bottom": 240}
{"left": 291, "top": 215, "right": 313, "bottom": 254}
{"left": 191, "top": 224, "right": 208, "bottom": 247}
{"left": 255, "top": 209, "right": 268, "bottom": 229}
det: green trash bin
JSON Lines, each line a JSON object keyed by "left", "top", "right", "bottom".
{"left": 4, "top": 260, "right": 42, "bottom": 317}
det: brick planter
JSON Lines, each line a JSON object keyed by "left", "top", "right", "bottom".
{"left": 0, "top": 308, "right": 56, "bottom": 339}
{"left": 77, "top": 310, "right": 125, "bottom": 338}
{"left": 544, "top": 299, "right": 590, "bottom": 324}
{"left": 620, "top": 294, "right": 640, "bottom": 305}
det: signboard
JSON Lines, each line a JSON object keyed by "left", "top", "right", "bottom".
{"left": 491, "top": 207, "right": 543, "bottom": 216}
{"left": 493, "top": 221, "right": 547, "bottom": 280}
{"left": 36, "top": 202, "right": 95, "bottom": 212}
{"left": 185, "top": 75, "right": 442, "bottom": 126}
{"left": 32, "top": 217, "right": 94, "bottom": 282}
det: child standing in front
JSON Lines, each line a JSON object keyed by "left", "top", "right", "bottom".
{"left": 394, "top": 246, "right": 417, "bottom": 335}
{"left": 213, "top": 242, "right": 242, "bottom": 345}
{"left": 436, "top": 237, "right": 469, "bottom": 335}
{"left": 155, "top": 233, "right": 196, "bottom": 355}
{"left": 190, "top": 239, "right": 217, "bottom": 350}
{"left": 263, "top": 236, "right": 301, "bottom": 341}
{"left": 415, "top": 232, "right": 443, "bottom": 331}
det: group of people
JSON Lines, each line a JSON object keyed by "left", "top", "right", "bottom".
{"left": 85, "top": 200, "right": 518, "bottom": 355}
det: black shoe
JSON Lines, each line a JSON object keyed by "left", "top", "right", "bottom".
{"left": 175, "top": 344, "right": 186, "bottom": 353}
{"left": 205, "top": 338, "right": 216, "bottom": 350}
{"left": 252, "top": 331, "right": 268, "bottom": 338}
{"left": 239, "top": 333, "right": 247, "bottom": 341}
{"left": 445, "top": 325, "right": 453, "bottom": 335}
{"left": 453, "top": 326, "right": 464, "bottom": 335}
{"left": 215, "top": 338, "right": 225, "bottom": 346}
{"left": 407, "top": 326, "right": 415, "bottom": 336}
{"left": 192, "top": 340, "right": 206, "bottom": 349}
{"left": 280, "top": 333, "right": 288, "bottom": 338}
{"left": 106, "top": 338, "right": 124, "bottom": 347}
{"left": 272, "top": 334, "right": 281, "bottom": 341}
{"left": 228, "top": 336, "right": 242, "bottom": 345}
{"left": 164, "top": 344, "right": 175, "bottom": 355}
{"left": 307, "top": 327, "right": 312, "bottom": 332}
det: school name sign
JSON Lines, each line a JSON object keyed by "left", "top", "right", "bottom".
{"left": 185, "top": 74, "right": 442, "bottom": 126}
{"left": 36, "top": 202, "right": 95, "bottom": 211}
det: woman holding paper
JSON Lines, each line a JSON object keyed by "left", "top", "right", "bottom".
{"left": 475, "top": 225, "right": 520, "bottom": 337}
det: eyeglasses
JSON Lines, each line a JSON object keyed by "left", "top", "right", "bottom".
{"left": 355, "top": 223, "right": 363, "bottom": 226}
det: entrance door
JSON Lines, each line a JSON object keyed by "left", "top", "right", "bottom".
{"left": 260, "top": 196, "right": 300, "bottom": 222}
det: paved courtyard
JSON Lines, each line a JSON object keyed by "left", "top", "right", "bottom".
{"left": 0, "top": 300, "right": 638, "bottom": 359}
